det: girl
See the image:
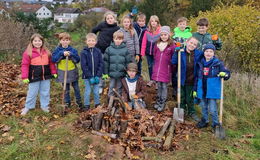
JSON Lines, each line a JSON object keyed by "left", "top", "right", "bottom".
{"left": 21, "top": 33, "right": 57, "bottom": 115}
{"left": 92, "top": 11, "right": 120, "bottom": 54}
{"left": 152, "top": 26, "right": 176, "bottom": 112}
{"left": 141, "top": 15, "right": 161, "bottom": 85}
{"left": 119, "top": 15, "right": 140, "bottom": 63}
{"left": 92, "top": 11, "right": 120, "bottom": 93}
{"left": 52, "top": 32, "right": 82, "bottom": 108}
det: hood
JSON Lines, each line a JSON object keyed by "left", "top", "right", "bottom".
{"left": 134, "top": 22, "right": 147, "bottom": 29}
{"left": 199, "top": 56, "right": 220, "bottom": 66}
{"left": 174, "top": 26, "right": 192, "bottom": 33}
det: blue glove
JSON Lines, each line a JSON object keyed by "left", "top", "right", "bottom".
{"left": 175, "top": 47, "right": 181, "bottom": 52}
{"left": 94, "top": 76, "right": 100, "bottom": 84}
{"left": 89, "top": 77, "right": 96, "bottom": 85}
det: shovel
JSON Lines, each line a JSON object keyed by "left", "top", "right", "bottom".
{"left": 173, "top": 49, "right": 184, "bottom": 123}
{"left": 56, "top": 56, "right": 68, "bottom": 116}
{"left": 215, "top": 78, "right": 226, "bottom": 139}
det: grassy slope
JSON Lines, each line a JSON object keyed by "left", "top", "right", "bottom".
{"left": 1, "top": 34, "right": 259, "bottom": 160}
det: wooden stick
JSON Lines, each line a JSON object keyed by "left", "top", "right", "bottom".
{"left": 91, "top": 130, "right": 117, "bottom": 139}
{"left": 157, "top": 118, "right": 172, "bottom": 138}
{"left": 163, "top": 119, "right": 176, "bottom": 150}
{"left": 141, "top": 136, "right": 163, "bottom": 143}
{"left": 108, "top": 96, "right": 114, "bottom": 109}
{"left": 112, "top": 88, "right": 126, "bottom": 113}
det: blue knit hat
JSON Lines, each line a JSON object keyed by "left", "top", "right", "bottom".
{"left": 203, "top": 44, "right": 216, "bottom": 52}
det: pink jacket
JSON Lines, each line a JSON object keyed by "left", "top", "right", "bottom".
{"left": 152, "top": 44, "right": 176, "bottom": 83}
{"left": 140, "top": 27, "right": 161, "bottom": 57}
{"left": 21, "top": 48, "right": 56, "bottom": 82}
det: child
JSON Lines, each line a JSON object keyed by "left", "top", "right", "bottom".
{"left": 193, "top": 44, "right": 230, "bottom": 130}
{"left": 192, "top": 18, "right": 222, "bottom": 51}
{"left": 21, "top": 33, "right": 57, "bottom": 115}
{"left": 52, "top": 32, "right": 82, "bottom": 108}
{"left": 133, "top": 13, "right": 147, "bottom": 74}
{"left": 121, "top": 63, "right": 146, "bottom": 109}
{"left": 92, "top": 11, "right": 120, "bottom": 54}
{"left": 141, "top": 15, "right": 161, "bottom": 85}
{"left": 80, "top": 33, "right": 104, "bottom": 110}
{"left": 119, "top": 15, "right": 140, "bottom": 63}
{"left": 152, "top": 26, "right": 176, "bottom": 112}
{"left": 103, "top": 31, "right": 132, "bottom": 98}
{"left": 92, "top": 11, "right": 120, "bottom": 93}
{"left": 171, "top": 37, "right": 203, "bottom": 121}
{"left": 172, "top": 17, "right": 192, "bottom": 47}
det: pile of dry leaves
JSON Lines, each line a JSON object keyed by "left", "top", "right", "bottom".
{"left": 0, "top": 63, "right": 26, "bottom": 116}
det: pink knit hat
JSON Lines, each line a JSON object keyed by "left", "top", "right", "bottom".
{"left": 160, "top": 26, "right": 171, "bottom": 35}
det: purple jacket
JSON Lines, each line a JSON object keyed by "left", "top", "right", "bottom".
{"left": 152, "top": 44, "right": 176, "bottom": 83}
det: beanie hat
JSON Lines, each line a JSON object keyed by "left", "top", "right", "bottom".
{"left": 203, "top": 43, "right": 216, "bottom": 52}
{"left": 160, "top": 26, "right": 171, "bottom": 35}
{"left": 127, "top": 63, "right": 138, "bottom": 72}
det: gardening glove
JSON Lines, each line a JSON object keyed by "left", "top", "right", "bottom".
{"left": 94, "top": 76, "right": 100, "bottom": 84}
{"left": 102, "top": 74, "right": 109, "bottom": 80}
{"left": 131, "top": 94, "right": 138, "bottom": 99}
{"left": 193, "top": 91, "right": 197, "bottom": 98}
{"left": 135, "top": 55, "right": 140, "bottom": 63}
{"left": 89, "top": 77, "right": 96, "bottom": 85}
{"left": 124, "top": 102, "right": 132, "bottom": 110}
{"left": 52, "top": 74, "right": 58, "bottom": 78}
{"left": 218, "top": 72, "right": 227, "bottom": 78}
{"left": 22, "top": 79, "right": 29, "bottom": 84}
{"left": 175, "top": 47, "right": 181, "bottom": 52}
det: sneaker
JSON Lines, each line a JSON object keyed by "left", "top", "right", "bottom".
{"left": 191, "top": 113, "right": 200, "bottom": 122}
{"left": 95, "top": 104, "right": 101, "bottom": 108}
{"left": 157, "top": 104, "right": 165, "bottom": 112}
{"left": 42, "top": 108, "right": 50, "bottom": 113}
{"left": 196, "top": 119, "right": 209, "bottom": 128}
{"left": 154, "top": 104, "right": 159, "bottom": 109}
{"left": 99, "top": 88, "right": 103, "bottom": 94}
{"left": 76, "top": 101, "right": 83, "bottom": 108}
{"left": 21, "top": 108, "right": 29, "bottom": 116}
{"left": 65, "top": 103, "right": 71, "bottom": 108}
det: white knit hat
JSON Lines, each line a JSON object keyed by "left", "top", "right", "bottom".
{"left": 160, "top": 26, "right": 171, "bottom": 35}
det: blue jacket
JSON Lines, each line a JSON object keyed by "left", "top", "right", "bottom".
{"left": 52, "top": 45, "right": 80, "bottom": 64}
{"left": 133, "top": 22, "right": 147, "bottom": 50}
{"left": 171, "top": 48, "right": 203, "bottom": 86}
{"left": 80, "top": 47, "right": 104, "bottom": 79}
{"left": 194, "top": 57, "right": 230, "bottom": 99}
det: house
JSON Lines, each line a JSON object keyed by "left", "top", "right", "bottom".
{"left": 0, "top": 6, "right": 10, "bottom": 17}
{"left": 83, "top": 7, "right": 111, "bottom": 14}
{"left": 16, "top": 3, "right": 52, "bottom": 19}
{"left": 54, "top": 8, "right": 81, "bottom": 23}
{"left": 36, "top": 6, "right": 52, "bottom": 19}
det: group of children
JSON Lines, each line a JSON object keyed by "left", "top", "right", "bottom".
{"left": 20, "top": 11, "right": 230, "bottom": 131}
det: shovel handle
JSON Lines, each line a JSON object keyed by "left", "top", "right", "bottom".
{"left": 62, "top": 56, "right": 69, "bottom": 105}
{"left": 177, "top": 49, "right": 183, "bottom": 110}
{"left": 219, "top": 78, "right": 224, "bottom": 124}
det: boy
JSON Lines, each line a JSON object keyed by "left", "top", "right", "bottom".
{"left": 103, "top": 31, "right": 132, "bottom": 98}
{"left": 193, "top": 44, "right": 230, "bottom": 131}
{"left": 52, "top": 32, "right": 82, "bottom": 108}
{"left": 171, "top": 37, "right": 203, "bottom": 121}
{"left": 192, "top": 18, "right": 222, "bottom": 51}
{"left": 121, "top": 63, "right": 146, "bottom": 109}
{"left": 80, "top": 33, "right": 104, "bottom": 111}
{"left": 173, "top": 17, "right": 192, "bottom": 46}
{"left": 133, "top": 13, "right": 147, "bottom": 74}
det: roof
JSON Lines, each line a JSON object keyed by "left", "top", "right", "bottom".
{"left": 18, "top": 4, "right": 42, "bottom": 13}
{"left": 83, "top": 7, "right": 111, "bottom": 14}
{"left": 55, "top": 8, "right": 81, "bottom": 14}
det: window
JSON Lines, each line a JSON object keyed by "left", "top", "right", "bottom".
{"left": 47, "top": 13, "right": 49, "bottom": 15}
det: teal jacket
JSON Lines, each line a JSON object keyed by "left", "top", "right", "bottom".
{"left": 192, "top": 32, "right": 222, "bottom": 51}
{"left": 104, "top": 42, "right": 132, "bottom": 78}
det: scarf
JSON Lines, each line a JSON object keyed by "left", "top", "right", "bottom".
{"left": 126, "top": 75, "right": 139, "bottom": 83}
{"left": 202, "top": 57, "right": 214, "bottom": 67}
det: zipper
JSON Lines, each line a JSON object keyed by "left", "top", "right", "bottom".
{"left": 156, "top": 51, "right": 164, "bottom": 78}
{"left": 91, "top": 48, "right": 94, "bottom": 77}
{"left": 138, "top": 28, "right": 142, "bottom": 40}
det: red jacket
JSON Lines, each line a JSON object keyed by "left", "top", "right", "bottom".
{"left": 21, "top": 48, "right": 57, "bottom": 83}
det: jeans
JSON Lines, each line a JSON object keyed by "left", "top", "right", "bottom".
{"left": 137, "top": 57, "right": 142, "bottom": 75}
{"left": 146, "top": 54, "right": 154, "bottom": 80}
{"left": 108, "top": 78, "right": 122, "bottom": 98}
{"left": 84, "top": 79, "right": 100, "bottom": 106}
{"left": 25, "top": 79, "right": 50, "bottom": 110}
{"left": 200, "top": 98, "right": 219, "bottom": 127}
{"left": 181, "top": 85, "right": 196, "bottom": 115}
{"left": 64, "top": 80, "right": 81, "bottom": 104}
{"left": 156, "top": 82, "right": 168, "bottom": 105}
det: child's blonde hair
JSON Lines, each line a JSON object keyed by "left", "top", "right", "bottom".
{"left": 104, "top": 11, "right": 116, "bottom": 21}
{"left": 26, "top": 33, "right": 51, "bottom": 57}
{"left": 86, "top": 33, "right": 97, "bottom": 41}
{"left": 113, "top": 30, "right": 124, "bottom": 39}
{"left": 137, "top": 13, "right": 146, "bottom": 20}
{"left": 56, "top": 32, "right": 71, "bottom": 40}
{"left": 121, "top": 15, "right": 135, "bottom": 37}
{"left": 148, "top": 15, "right": 161, "bottom": 33}
{"left": 177, "top": 17, "right": 188, "bottom": 24}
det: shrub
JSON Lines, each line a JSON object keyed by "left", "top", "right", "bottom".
{"left": 189, "top": 4, "right": 260, "bottom": 75}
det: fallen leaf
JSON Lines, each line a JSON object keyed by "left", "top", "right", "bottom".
{"left": 60, "top": 140, "right": 65, "bottom": 144}
{"left": 1, "top": 125, "right": 11, "bottom": 132}
{"left": 46, "top": 145, "right": 54, "bottom": 150}
{"left": 7, "top": 136, "right": 15, "bottom": 142}
{"left": 242, "top": 133, "right": 255, "bottom": 139}
{"left": 42, "top": 129, "right": 48, "bottom": 134}
{"left": 2, "top": 132, "right": 9, "bottom": 137}
{"left": 53, "top": 114, "right": 59, "bottom": 119}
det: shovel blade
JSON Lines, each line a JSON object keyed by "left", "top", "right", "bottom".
{"left": 173, "top": 108, "right": 184, "bottom": 123}
{"left": 215, "top": 125, "right": 226, "bottom": 139}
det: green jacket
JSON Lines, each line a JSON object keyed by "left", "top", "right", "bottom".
{"left": 192, "top": 32, "right": 222, "bottom": 51}
{"left": 104, "top": 42, "right": 132, "bottom": 78}
{"left": 173, "top": 26, "right": 192, "bottom": 39}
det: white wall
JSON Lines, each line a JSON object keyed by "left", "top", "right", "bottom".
{"left": 36, "top": 6, "right": 52, "bottom": 19}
